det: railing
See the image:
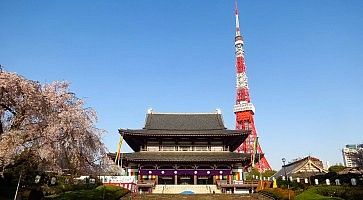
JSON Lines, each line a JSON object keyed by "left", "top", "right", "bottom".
{"left": 141, "top": 145, "right": 229, "bottom": 152}
{"left": 139, "top": 169, "right": 231, "bottom": 176}
{"left": 194, "top": 146, "right": 209, "bottom": 151}
{"left": 162, "top": 146, "right": 176, "bottom": 151}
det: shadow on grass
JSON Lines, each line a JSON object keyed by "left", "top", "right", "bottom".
{"left": 45, "top": 185, "right": 129, "bottom": 200}
{"left": 0, "top": 185, "right": 16, "bottom": 200}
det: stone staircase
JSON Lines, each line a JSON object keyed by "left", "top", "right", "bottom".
{"left": 153, "top": 185, "right": 220, "bottom": 194}
{"left": 128, "top": 194, "right": 266, "bottom": 200}
{"left": 208, "top": 185, "right": 220, "bottom": 194}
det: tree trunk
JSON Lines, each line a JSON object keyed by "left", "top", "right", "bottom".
{"left": 0, "top": 120, "right": 3, "bottom": 135}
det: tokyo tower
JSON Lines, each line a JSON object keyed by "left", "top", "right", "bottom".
{"left": 233, "top": 0, "right": 272, "bottom": 171}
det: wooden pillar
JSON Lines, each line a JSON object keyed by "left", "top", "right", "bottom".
{"left": 194, "top": 175, "right": 197, "bottom": 185}
{"left": 154, "top": 164, "right": 158, "bottom": 185}
{"left": 174, "top": 164, "right": 178, "bottom": 185}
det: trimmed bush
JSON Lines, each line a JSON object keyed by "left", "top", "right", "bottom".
{"left": 260, "top": 188, "right": 295, "bottom": 200}
{"left": 315, "top": 185, "right": 363, "bottom": 200}
{"left": 296, "top": 185, "right": 363, "bottom": 200}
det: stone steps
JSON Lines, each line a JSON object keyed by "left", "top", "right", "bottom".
{"left": 153, "top": 184, "right": 219, "bottom": 194}
{"left": 129, "top": 194, "right": 264, "bottom": 200}
{"left": 153, "top": 185, "right": 166, "bottom": 194}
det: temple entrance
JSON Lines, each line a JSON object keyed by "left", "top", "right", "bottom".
{"left": 178, "top": 176, "right": 193, "bottom": 185}
{"left": 158, "top": 176, "right": 174, "bottom": 185}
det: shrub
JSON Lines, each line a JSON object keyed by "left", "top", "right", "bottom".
{"left": 314, "top": 185, "right": 363, "bottom": 200}
{"left": 95, "top": 185, "right": 129, "bottom": 199}
{"left": 42, "top": 181, "right": 99, "bottom": 196}
{"left": 296, "top": 185, "right": 363, "bottom": 200}
{"left": 260, "top": 188, "right": 295, "bottom": 200}
{"left": 45, "top": 185, "right": 129, "bottom": 200}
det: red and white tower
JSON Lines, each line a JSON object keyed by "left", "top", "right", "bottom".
{"left": 233, "top": 1, "right": 272, "bottom": 171}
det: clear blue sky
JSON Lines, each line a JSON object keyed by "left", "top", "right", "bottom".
{"left": 1, "top": 0, "right": 363, "bottom": 170}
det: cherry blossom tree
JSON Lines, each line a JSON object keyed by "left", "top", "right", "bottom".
{"left": 0, "top": 69, "right": 106, "bottom": 175}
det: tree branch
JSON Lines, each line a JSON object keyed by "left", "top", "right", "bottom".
{"left": 0, "top": 104, "right": 16, "bottom": 116}
{"left": 0, "top": 120, "right": 3, "bottom": 135}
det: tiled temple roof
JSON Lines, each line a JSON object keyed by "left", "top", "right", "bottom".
{"left": 273, "top": 156, "right": 328, "bottom": 178}
{"left": 119, "top": 111, "right": 249, "bottom": 152}
{"left": 121, "top": 129, "right": 245, "bottom": 136}
{"left": 143, "top": 112, "right": 226, "bottom": 130}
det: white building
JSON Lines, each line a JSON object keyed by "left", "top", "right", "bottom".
{"left": 342, "top": 144, "right": 363, "bottom": 167}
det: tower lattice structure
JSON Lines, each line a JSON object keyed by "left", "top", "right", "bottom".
{"left": 233, "top": 1, "right": 272, "bottom": 171}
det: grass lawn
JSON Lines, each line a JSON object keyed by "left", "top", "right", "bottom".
{"left": 45, "top": 185, "right": 129, "bottom": 200}
{"left": 295, "top": 187, "right": 344, "bottom": 200}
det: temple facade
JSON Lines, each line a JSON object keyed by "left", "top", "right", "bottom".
{"left": 111, "top": 110, "right": 257, "bottom": 192}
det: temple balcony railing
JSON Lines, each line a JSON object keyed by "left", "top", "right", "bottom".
{"left": 194, "top": 146, "right": 208, "bottom": 151}
{"left": 139, "top": 169, "right": 232, "bottom": 176}
{"left": 141, "top": 146, "right": 230, "bottom": 152}
{"left": 162, "top": 146, "right": 177, "bottom": 151}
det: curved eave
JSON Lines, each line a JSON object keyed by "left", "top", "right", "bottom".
{"left": 108, "top": 152, "right": 251, "bottom": 163}
{"left": 122, "top": 132, "right": 245, "bottom": 137}
{"left": 119, "top": 129, "right": 248, "bottom": 136}
{"left": 125, "top": 159, "right": 248, "bottom": 163}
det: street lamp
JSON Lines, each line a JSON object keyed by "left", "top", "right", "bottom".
{"left": 282, "top": 158, "right": 290, "bottom": 200}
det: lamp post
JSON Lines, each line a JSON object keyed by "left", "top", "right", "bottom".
{"left": 282, "top": 158, "right": 290, "bottom": 200}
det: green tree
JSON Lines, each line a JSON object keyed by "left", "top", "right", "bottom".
{"left": 245, "top": 167, "right": 277, "bottom": 180}
{"left": 263, "top": 170, "right": 277, "bottom": 178}
{"left": 328, "top": 165, "right": 346, "bottom": 173}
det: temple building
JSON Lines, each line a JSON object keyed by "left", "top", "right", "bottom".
{"left": 111, "top": 109, "right": 257, "bottom": 193}
{"left": 272, "top": 156, "right": 328, "bottom": 182}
